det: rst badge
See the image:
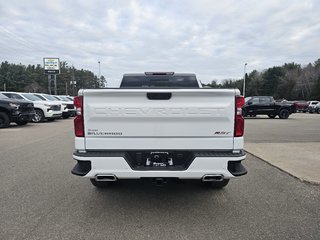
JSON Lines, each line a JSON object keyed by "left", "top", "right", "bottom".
{"left": 214, "top": 131, "right": 231, "bottom": 135}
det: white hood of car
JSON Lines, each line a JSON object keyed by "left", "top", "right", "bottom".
{"left": 32, "top": 100, "right": 60, "bottom": 107}
{"left": 46, "top": 100, "right": 63, "bottom": 105}
{"left": 55, "top": 100, "right": 72, "bottom": 105}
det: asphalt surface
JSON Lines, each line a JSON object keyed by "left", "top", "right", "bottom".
{"left": 0, "top": 119, "right": 319, "bottom": 240}
{"left": 244, "top": 113, "right": 320, "bottom": 143}
{"left": 244, "top": 113, "right": 320, "bottom": 183}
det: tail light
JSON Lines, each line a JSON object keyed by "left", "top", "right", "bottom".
{"left": 74, "top": 96, "right": 84, "bottom": 137}
{"left": 234, "top": 95, "right": 245, "bottom": 137}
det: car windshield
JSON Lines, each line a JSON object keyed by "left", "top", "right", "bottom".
{"left": 34, "top": 94, "right": 46, "bottom": 101}
{"left": 245, "top": 97, "right": 251, "bottom": 102}
{"left": 22, "top": 93, "right": 42, "bottom": 101}
{"left": 53, "top": 96, "right": 61, "bottom": 100}
{"left": 43, "top": 94, "right": 58, "bottom": 101}
{"left": 59, "top": 96, "right": 71, "bottom": 101}
{"left": 0, "top": 93, "right": 8, "bottom": 99}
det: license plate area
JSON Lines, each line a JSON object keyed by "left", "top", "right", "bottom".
{"left": 126, "top": 151, "right": 195, "bottom": 171}
{"left": 146, "top": 152, "right": 173, "bottom": 167}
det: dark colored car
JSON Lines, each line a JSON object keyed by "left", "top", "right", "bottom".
{"left": 293, "top": 100, "right": 309, "bottom": 112}
{"left": 242, "top": 96, "right": 296, "bottom": 119}
{"left": 0, "top": 93, "right": 35, "bottom": 128}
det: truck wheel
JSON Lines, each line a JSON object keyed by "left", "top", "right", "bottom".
{"left": 268, "top": 114, "right": 276, "bottom": 119}
{"left": 62, "top": 115, "right": 70, "bottom": 119}
{"left": 0, "top": 112, "right": 10, "bottom": 128}
{"left": 32, "top": 109, "right": 45, "bottom": 123}
{"left": 203, "top": 179, "right": 229, "bottom": 189}
{"left": 15, "top": 120, "right": 28, "bottom": 126}
{"left": 90, "top": 179, "right": 114, "bottom": 188}
{"left": 279, "top": 109, "right": 289, "bottom": 119}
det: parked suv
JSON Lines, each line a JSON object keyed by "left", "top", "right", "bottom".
{"left": 2, "top": 92, "right": 62, "bottom": 122}
{"left": 307, "top": 101, "right": 319, "bottom": 113}
{"left": 33, "top": 93, "right": 64, "bottom": 119}
{"left": 53, "top": 95, "right": 76, "bottom": 118}
{"left": 0, "top": 93, "right": 35, "bottom": 128}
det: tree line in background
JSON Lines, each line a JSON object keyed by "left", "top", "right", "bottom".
{"left": 0, "top": 61, "right": 106, "bottom": 96}
{"left": 203, "top": 58, "right": 320, "bottom": 100}
{"left": 1, "top": 59, "right": 320, "bottom": 100}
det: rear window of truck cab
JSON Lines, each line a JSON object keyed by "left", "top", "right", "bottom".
{"left": 120, "top": 75, "right": 199, "bottom": 88}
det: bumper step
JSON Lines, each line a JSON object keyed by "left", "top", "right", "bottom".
{"left": 71, "top": 161, "right": 91, "bottom": 176}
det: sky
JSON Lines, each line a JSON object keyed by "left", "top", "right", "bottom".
{"left": 0, "top": 0, "right": 320, "bottom": 87}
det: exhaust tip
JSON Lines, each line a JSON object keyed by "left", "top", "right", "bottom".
{"left": 202, "top": 174, "right": 224, "bottom": 182}
{"left": 95, "top": 174, "right": 117, "bottom": 182}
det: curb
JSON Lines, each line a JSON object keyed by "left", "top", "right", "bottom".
{"left": 244, "top": 150, "right": 320, "bottom": 186}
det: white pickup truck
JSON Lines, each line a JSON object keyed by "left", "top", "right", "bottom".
{"left": 71, "top": 72, "right": 247, "bottom": 189}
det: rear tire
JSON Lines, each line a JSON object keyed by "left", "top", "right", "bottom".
{"left": 32, "top": 109, "right": 45, "bottom": 123}
{"left": 203, "top": 179, "right": 230, "bottom": 189}
{"left": 268, "top": 114, "right": 276, "bottom": 119}
{"left": 0, "top": 112, "right": 10, "bottom": 128}
{"left": 279, "top": 109, "right": 289, "bottom": 119}
{"left": 47, "top": 118, "right": 55, "bottom": 122}
{"left": 90, "top": 179, "right": 114, "bottom": 188}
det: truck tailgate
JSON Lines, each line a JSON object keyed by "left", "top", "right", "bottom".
{"left": 82, "top": 89, "right": 237, "bottom": 150}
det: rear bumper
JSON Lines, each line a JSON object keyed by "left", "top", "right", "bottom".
{"left": 72, "top": 150, "right": 247, "bottom": 179}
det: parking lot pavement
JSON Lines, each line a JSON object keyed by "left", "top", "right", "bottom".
{"left": 244, "top": 113, "right": 320, "bottom": 184}
{"left": 0, "top": 119, "right": 320, "bottom": 240}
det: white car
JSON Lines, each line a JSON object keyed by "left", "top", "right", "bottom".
{"left": 1, "top": 92, "right": 62, "bottom": 122}
{"left": 33, "top": 93, "right": 71, "bottom": 118}
{"left": 53, "top": 95, "right": 76, "bottom": 118}
{"left": 314, "top": 102, "right": 320, "bottom": 114}
{"left": 307, "top": 101, "right": 320, "bottom": 113}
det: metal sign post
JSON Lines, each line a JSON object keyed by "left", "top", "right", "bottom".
{"left": 44, "top": 58, "right": 60, "bottom": 95}
{"left": 48, "top": 75, "right": 51, "bottom": 94}
{"left": 70, "top": 80, "right": 76, "bottom": 96}
{"left": 54, "top": 74, "right": 57, "bottom": 95}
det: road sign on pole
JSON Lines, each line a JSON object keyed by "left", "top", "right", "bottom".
{"left": 44, "top": 58, "right": 60, "bottom": 95}
{"left": 44, "top": 58, "right": 60, "bottom": 74}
